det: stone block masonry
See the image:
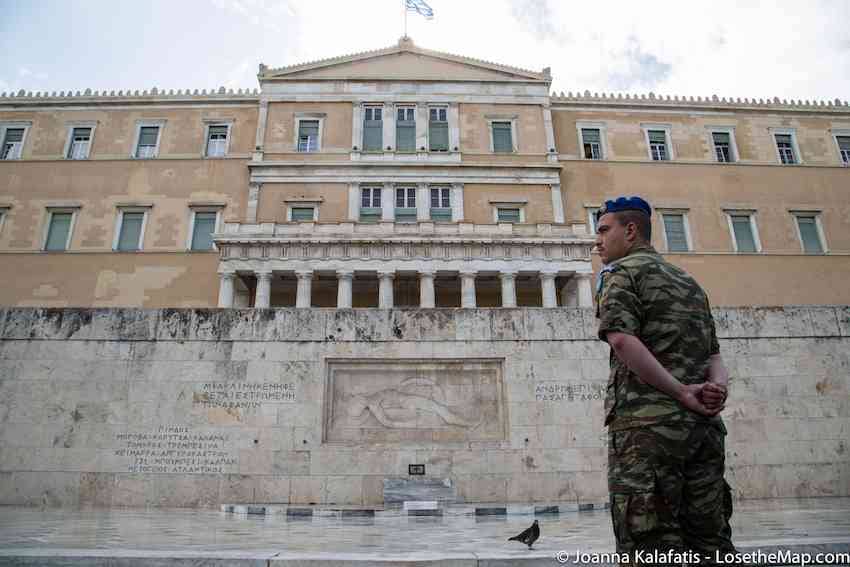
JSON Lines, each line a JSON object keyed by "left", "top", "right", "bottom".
{"left": 0, "top": 306, "right": 847, "bottom": 507}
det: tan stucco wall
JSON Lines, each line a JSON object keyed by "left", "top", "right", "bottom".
{"left": 1, "top": 106, "right": 258, "bottom": 159}
{"left": 463, "top": 184, "right": 553, "bottom": 224}
{"left": 0, "top": 160, "right": 247, "bottom": 251}
{"left": 256, "top": 183, "right": 349, "bottom": 223}
{"left": 263, "top": 103, "right": 352, "bottom": 154}
{"left": 0, "top": 253, "right": 219, "bottom": 307}
{"left": 561, "top": 162, "right": 850, "bottom": 253}
{"left": 552, "top": 108, "right": 849, "bottom": 165}
{"left": 460, "top": 104, "right": 547, "bottom": 155}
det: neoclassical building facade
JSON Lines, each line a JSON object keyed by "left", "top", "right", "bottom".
{"left": 1, "top": 37, "right": 849, "bottom": 309}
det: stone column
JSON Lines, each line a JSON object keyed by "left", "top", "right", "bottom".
{"left": 540, "top": 272, "right": 557, "bottom": 308}
{"left": 460, "top": 271, "right": 477, "bottom": 308}
{"left": 451, "top": 183, "right": 464, "bottom": 222}
{"left": 576, "top": 273, "right": 594, "bottom": 307}
{"left": 337, "top": 270, "right": 354, "bottom": 308}
{"left": 217, "top": 271, "right": 236, "bottom": 308}
{"left": 416, "top": 183, "right": 429, "bottom": 221}
{"left": 348, "top": 183, "right": 360, "bottom": 221}
{"left": 378, "top": 271, "right": 395, "bottom": 308}
{"left": 419, "top": 269, "right": 436, "bottom": 308}
{"left": 295, "top": 270, "right": 313, "bottom": 308}
{"left": 500, "top": 271, "right": 517, "bottom": 308}
{"left": 253, "top": 99, "right": 268, "bottom": 161}
{"left": 550, "top": 183, "right": 565, "bottom": 224}
{"left": 381, "top": 182, "right": 394, "bottom": 221}
{"left": 255, "top": 270, "right": 272, "bottom": 308}
{"left": 247, "top": 182, "right": 261, "bottom": 223}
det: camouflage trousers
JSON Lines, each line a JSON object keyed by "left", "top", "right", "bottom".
{"left": 608, "top": 422, "right": 736, "bottom": 565}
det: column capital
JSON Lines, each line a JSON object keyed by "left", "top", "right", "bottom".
{"left": 574, "top": 272, "right": 594, "bottom": 280}
{"left": 336, "top": 270, "right": 355, "bottom": 280}
{"left": 377, "top": 270, "right": 396, "bottom": 280}
{"left": 255, "top": 269, "right": 273, "bottom": 280}
{"left": 218, "top": 270, "right": 236, "bottom": 279}
{"left": 498, "top": 271, "right": 517, "bottom": 280}
{"left": 459, "top": 270, "right": 477, "bottom": 278}
{"left": 419, "top": 269, "right": 436, "bottom": 278}
{"left": 295, "top": 270, "right": 314, "bottom": 280}
{"left": 539, "top": 271, "right": 557, "bottom": 280}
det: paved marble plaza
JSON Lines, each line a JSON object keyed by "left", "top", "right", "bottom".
{"left": 0, "top": 498, "right": 848, "bottom": 565}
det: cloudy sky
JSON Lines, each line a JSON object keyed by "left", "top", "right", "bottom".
{"left": 2, "top": 0, "right": 849, "bottom": 102}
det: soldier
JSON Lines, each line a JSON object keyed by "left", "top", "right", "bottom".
{"left": 594, "top": 196, "right": 736, "bottom": 563}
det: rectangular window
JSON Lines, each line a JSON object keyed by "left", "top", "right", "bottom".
{"left": 206, "top": 125, "right": 229, "bottom": 157}
{"left": 662, "top": 213, "right": 689, "bottom": 252}
{"left": 360, "top": 187, "right": 382, "bottom": 222}
{"left": 362, "top": 106, "right": 383, "bottom": 152}
{"left": 730, "top": 214, "right": 757, "bottom": 253}
{"left": 68, "top": 127, "right": 92, "bottom": 159}
{"left": 430, "top": 187, "right": 451, "bottom": 221}
{"left": 136, "top": 126, "right": 160, "bottom": 158}
{"left": 396, "top": 107, "right": 416, "bottom": 152}
{"left": 116, "top": 211, "right": 145, "bottom": 251}
{"left": 586, "top": 207, "right": 600, "bottom": 234}
{"left": 581, "top": 128, "right": 602, "bottom": 160}
{"left": 190, "top": 211, "right": 218, "bottom": 251}
{"left": 492, "top": 121, "right": 513, "bottom": 153}
{"left": 836, "top": 136, "right": 850, "bottom": 165}
{"left": 44, "top": 211, "right": 73, "bottom": 251}
{"left": 648, "top": 130, "right": 668, "bottom": 161}
{"left": 497, "top": 207, "right": 521, "bottom": 223}
{"left": 775, "top": 134, "right": 796, "bottom": 164}
{"left": 290, "top": 206, "right": 315, "bottom": 222}
{"left": 1, "top": 128, "right": 24, "bottom": 160}
{"left": 429, "top": 107, "right": 448, "bottom": 152}
{"left": 395, "top": 187, "right": 417, "bottom": 223}
{"left": 712, "top": 132, "right": 733, "bottom": 163}
{"left": 297, "top": 120, "right": 319, "bottom": 152}
{"left": 795, "top": 215, "right": 824, "bottom": 254}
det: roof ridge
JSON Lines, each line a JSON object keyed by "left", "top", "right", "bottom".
{"left": 0, "top": 87, "right": 260, "bottom": 101}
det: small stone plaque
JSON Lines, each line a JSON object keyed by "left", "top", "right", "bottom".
{"left": 409, "top": 464, "right": 425, "bottom": 475}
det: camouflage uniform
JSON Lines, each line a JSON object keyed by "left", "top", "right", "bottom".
{"left": 596, "top": 243, "right": 736, "bottom": 563}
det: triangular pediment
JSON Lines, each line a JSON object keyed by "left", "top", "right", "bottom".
{"left": 261, "top": 38, "right": 549, "bottom": 83}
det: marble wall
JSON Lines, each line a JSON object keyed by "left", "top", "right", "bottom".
{"left": 0, "top": 306, "right": 847, "bottom": 508}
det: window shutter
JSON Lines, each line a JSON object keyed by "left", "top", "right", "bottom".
{"left": 138, "top": 127, "right": 159, "bottom": 146}
{"left": 397, "top": 120, "right": 416, "bottom": 151}
{"left": 45, "top": 213, "right": 72, "bottom": 251}
{"left": 648, "top": 130, "right": 667, "bottom": 144}
{"left": 191, "top": 212, "right": 217, "bottom": 250}
{"left": 581, "top": 128, "right": 600, "bottom": 143}
{"left": 363, "top": 109, "right": 382, "bottom": 151}
{"left": 497, "top": 208, "right": 521, "bottom": 223}
{"left": 117, "top": 212, "right": 144, "bottom": 251}
{"left": 731, "top": 216, "right": 756, "bottom": 252}
{"left": 4, "top": 129, "right": 24, "bottom": 143}
{"left": 662, "top": 214, "right": 688, "bottom": 252}
{"left": 291, "top": 207, "right": 315, "bottom": 222}
{"left": 797, "top": 216, "right": 823, "bottom": 253}
{"left": 492, "top": 122, "right": 513, "bottom": 153}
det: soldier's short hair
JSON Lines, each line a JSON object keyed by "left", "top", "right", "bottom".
{"left": 613, "top": 210, "right": 652, "bottom": 242}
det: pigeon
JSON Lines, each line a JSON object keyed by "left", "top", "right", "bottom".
{"left": 508, "top": 519, "right": 540, "bottom": 549}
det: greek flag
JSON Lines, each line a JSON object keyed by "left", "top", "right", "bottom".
{"left": 405, "top": 0, "right": 434, "bottom": 19}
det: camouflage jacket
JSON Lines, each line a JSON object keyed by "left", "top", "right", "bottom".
{"left": 596, "top": 243, "right": 724, "bottom": 432}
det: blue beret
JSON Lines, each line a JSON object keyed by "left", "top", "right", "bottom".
{"left": 596, "top": 196, "right": 652, "bottom": 220}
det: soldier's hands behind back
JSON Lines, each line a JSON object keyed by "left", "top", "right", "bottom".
{"left": 677, "top": 383, "right": 723, "bottom": 417}
{"left": 701, "top": 382, "right": 727, "bottom": 412}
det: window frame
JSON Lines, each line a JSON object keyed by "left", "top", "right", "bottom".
{"left": 831, "top": 129, "right": 850, "bottom": 166}
{"left": 658, "top": 209, "right": 693, "bottom": 253}
{"left": 0, "top": 206, "right": 8, "bottom": 237}
{"left": 576, "top": 121, "right": 608, "bottom": 160}
{"left": 641, "top": 123, "right": 674, "bottom": 161}
{"left": 790, "top": 210, "right": 827, "bottom": 254}
{"left": 41, "top": 206, "right": 80, "bottom": 252}
{"left": 294, "top": 114, "right": 324, "bottom": 153}
{"left": 63, "top": 121, "right": 97, "bottom": 160}
{"left": 769, "top": 127, "right": 802, "bottom": 165}
{"left": 362, "top": 105, "right": 384, "bottom": 153}
{"left": 186, "top": 207, "right": 223, "bottom": 252}
{"left": 359, "top": 186, "right": 382, "bottom": 222}
{"left": 428, "top": 105, "right": 449, "bottom": 152}
{"left": 395, "top": 105, "right": 417, "bottom": 153}
{"left": 286, "top": 202, "right": 320, "bottom": 222}
{"left": 131, "top": 119, "right": 166, "bottom": 159}
{"left": 585, "top": 205, "right": 600, "bottom": 234}
{"left": 202, "top": 120, "right": 233, "bottom": 158}
{"left": 724, "top": 210, "right": 762, "bottom": 253}
{"left": 112, "top": 206, "right": 151, "bottom": 252}
{"left": 0, "top": 121, "right": 32, "bottom": 160}
{"left": 706, "top": 126, "right": 739, "bottom": 164}
{"left": 487, "top": 117, "right": 518, "bottom": 154}
{"left": 429, "top": 186, "right": 452, "bottom": 222}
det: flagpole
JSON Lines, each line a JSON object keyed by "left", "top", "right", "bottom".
{"left": 403, "top": 0, "right": 407, "bottom": 38}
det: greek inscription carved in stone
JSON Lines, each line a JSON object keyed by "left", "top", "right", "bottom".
{"left": 193, "top": 382, "right": 297, "bottom": 410}
{"left": 535, "top": 382, "right": 604, "bottom": 402}
{"left": 114, "top": 425, "right": 237, "bottom": 474}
